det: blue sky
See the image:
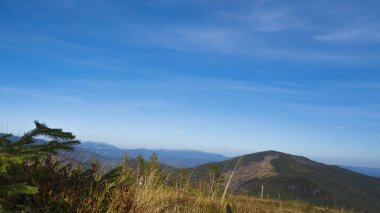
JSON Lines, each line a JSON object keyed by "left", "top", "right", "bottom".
{"left": 1, "top": 0, "right": 380, "bottom": 167}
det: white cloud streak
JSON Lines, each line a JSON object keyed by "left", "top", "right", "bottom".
{"left": 0, "top": 87, "right": 83, "bottom": 104}
{"left": 316, "top": 28, "right": 380, "bottom": 43}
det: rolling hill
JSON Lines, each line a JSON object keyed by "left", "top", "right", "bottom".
{"left": 190, "top": 150, "right": 380, "bottom": 213}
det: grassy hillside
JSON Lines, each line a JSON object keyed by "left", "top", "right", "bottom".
{"left": 190, "top": 151, "right": 380, "bottom": 212}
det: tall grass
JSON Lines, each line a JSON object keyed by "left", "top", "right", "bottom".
{"left": 1, "top": 154, "right": 354, "bottom": 213}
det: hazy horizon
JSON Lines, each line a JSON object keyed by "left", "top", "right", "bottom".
{"left": 1, "top": 0, "right": 380, "bottom": 167}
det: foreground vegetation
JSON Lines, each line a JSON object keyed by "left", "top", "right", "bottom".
{"left": 0, "top": 122, "right": 353, "bottom": 212}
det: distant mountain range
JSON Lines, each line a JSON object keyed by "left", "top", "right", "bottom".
{"left": 0, "top": 134, "right": 229, "bottom": 168}
{"left": 2, "top": 133, "right": 380, "bottom": 176}
{"left": 339, "top": 165, "right": 380, "bottom": 178}
{"left": 75, "top": 141, "right": 229, "bottom": 168}
{"left": 190, "top": 151, "right": 380, "bottom": 212}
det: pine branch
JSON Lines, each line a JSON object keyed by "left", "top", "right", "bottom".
{"left": 0, "top": 121, "right": 80, "bottom": 200}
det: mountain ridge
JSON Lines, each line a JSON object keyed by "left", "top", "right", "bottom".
{"left": 72, "top": 141, "right": 230, "bottom": 167}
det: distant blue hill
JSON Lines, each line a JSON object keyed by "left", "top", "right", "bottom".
{"left": 77, "top": 141, "right": 229, "bottom": 167}
{"left": 0, "top": 134, "right": 229, "bottom": 167}
{"left": 340, "top": 165, "right": 380, "bottom": 178}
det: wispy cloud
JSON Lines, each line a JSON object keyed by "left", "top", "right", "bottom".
{"left": 285, "top": 103, "right": 380, "bottom": 120}
{"left": 248, "top": 9, "right": 302, "bottom": 32}
{"left": 139, "top": 26, "right": 243, "bottom": 54}
{"left": 67, "top": 79, "right": 123, "bottom": 89}
{"left": 126, "top": 1, "right": 380, "bottom": 64}
{"left": 3, "top": 0, "right": 379, "bottom": 65}
{"left": 334, "top": 126, "right": 350, "bottom": 130}
{"left": 130, "top": 5, "right": 377, "bottom": 64}
{"left": 316, "top": 27, "right": 380, "bottom": 43}
{"left": 136, "top": 25, "right": 368, "bottom": 63}
{"left": 0, "top": 86, "right": 170, "bottom": 112}
{"left": 0, "top": 30, "right": 125, "bottom": 71}
{"left": 127, "top": 77, "right": 303, "bottom": 96}
{"left": 222, "top": 2, "right": 306, "bottom": 32}
{"left": 0, "top": 87, "right": 83, "bottom": 104}
{"left": 86, "top": 99, "right": 171, "bottom": 113}
{"left": 0, "top": 30, "right": 95, "bottom": 51}
{"left": 332, "top": 81, "right": 380, "bottom": 90}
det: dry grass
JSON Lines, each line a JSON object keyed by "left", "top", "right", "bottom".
{"left": 2, "top": 157, "right": 356, "bottom": 213}
{"left": 131, "top": 183, "right": 353, "bottom": 212}
{"left": 127, "top": 168, "right": 354, "bottom": 213}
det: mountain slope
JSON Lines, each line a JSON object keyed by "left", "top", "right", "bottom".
{"left": 77, "top": 141, "right": 126, "bottom": 161}
{"left": 191, "top": 151, "right": 380, "bottom": 212}
{"left": 60, "top": 146, "right": 119, "bottom": 168}
{"left": 126, "top": 148, "right": 228, "bottom": 168}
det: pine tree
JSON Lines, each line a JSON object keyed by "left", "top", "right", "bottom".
{"left": 135, "top": 154, "right": 144, "bottom": 183}
{"left": 120, "top": 153, "right": 129, "bottom": 173}
{"left": 177, "top": 167, "right": 190, "bottom": 191}
{"left": 147, "top": 152, "right": 159, "bottom": 172}
{"left": 209, "top": 165, "right": 223, "bottom": 199}
{"left": 0, "top": 121, "right": 79, "bottom": 203}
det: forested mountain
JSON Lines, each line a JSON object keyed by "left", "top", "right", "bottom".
{"left": 191, "top": 151, "right": 380, "bottom": 212}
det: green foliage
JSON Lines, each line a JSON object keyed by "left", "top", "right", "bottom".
{"left": 147, "top": 152, "right": 160, "bottom": 173}
{"left": 0, "top": 121, "right": 79, "bottom": 208}
{"left": 208, "top": 165, "right": 223, "bottom": 196}
{"left": 0, "top": 183, "right": 38, "bottom": 197}
{"left": 135, "top": 154, "right": 145, "bottom": 180}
